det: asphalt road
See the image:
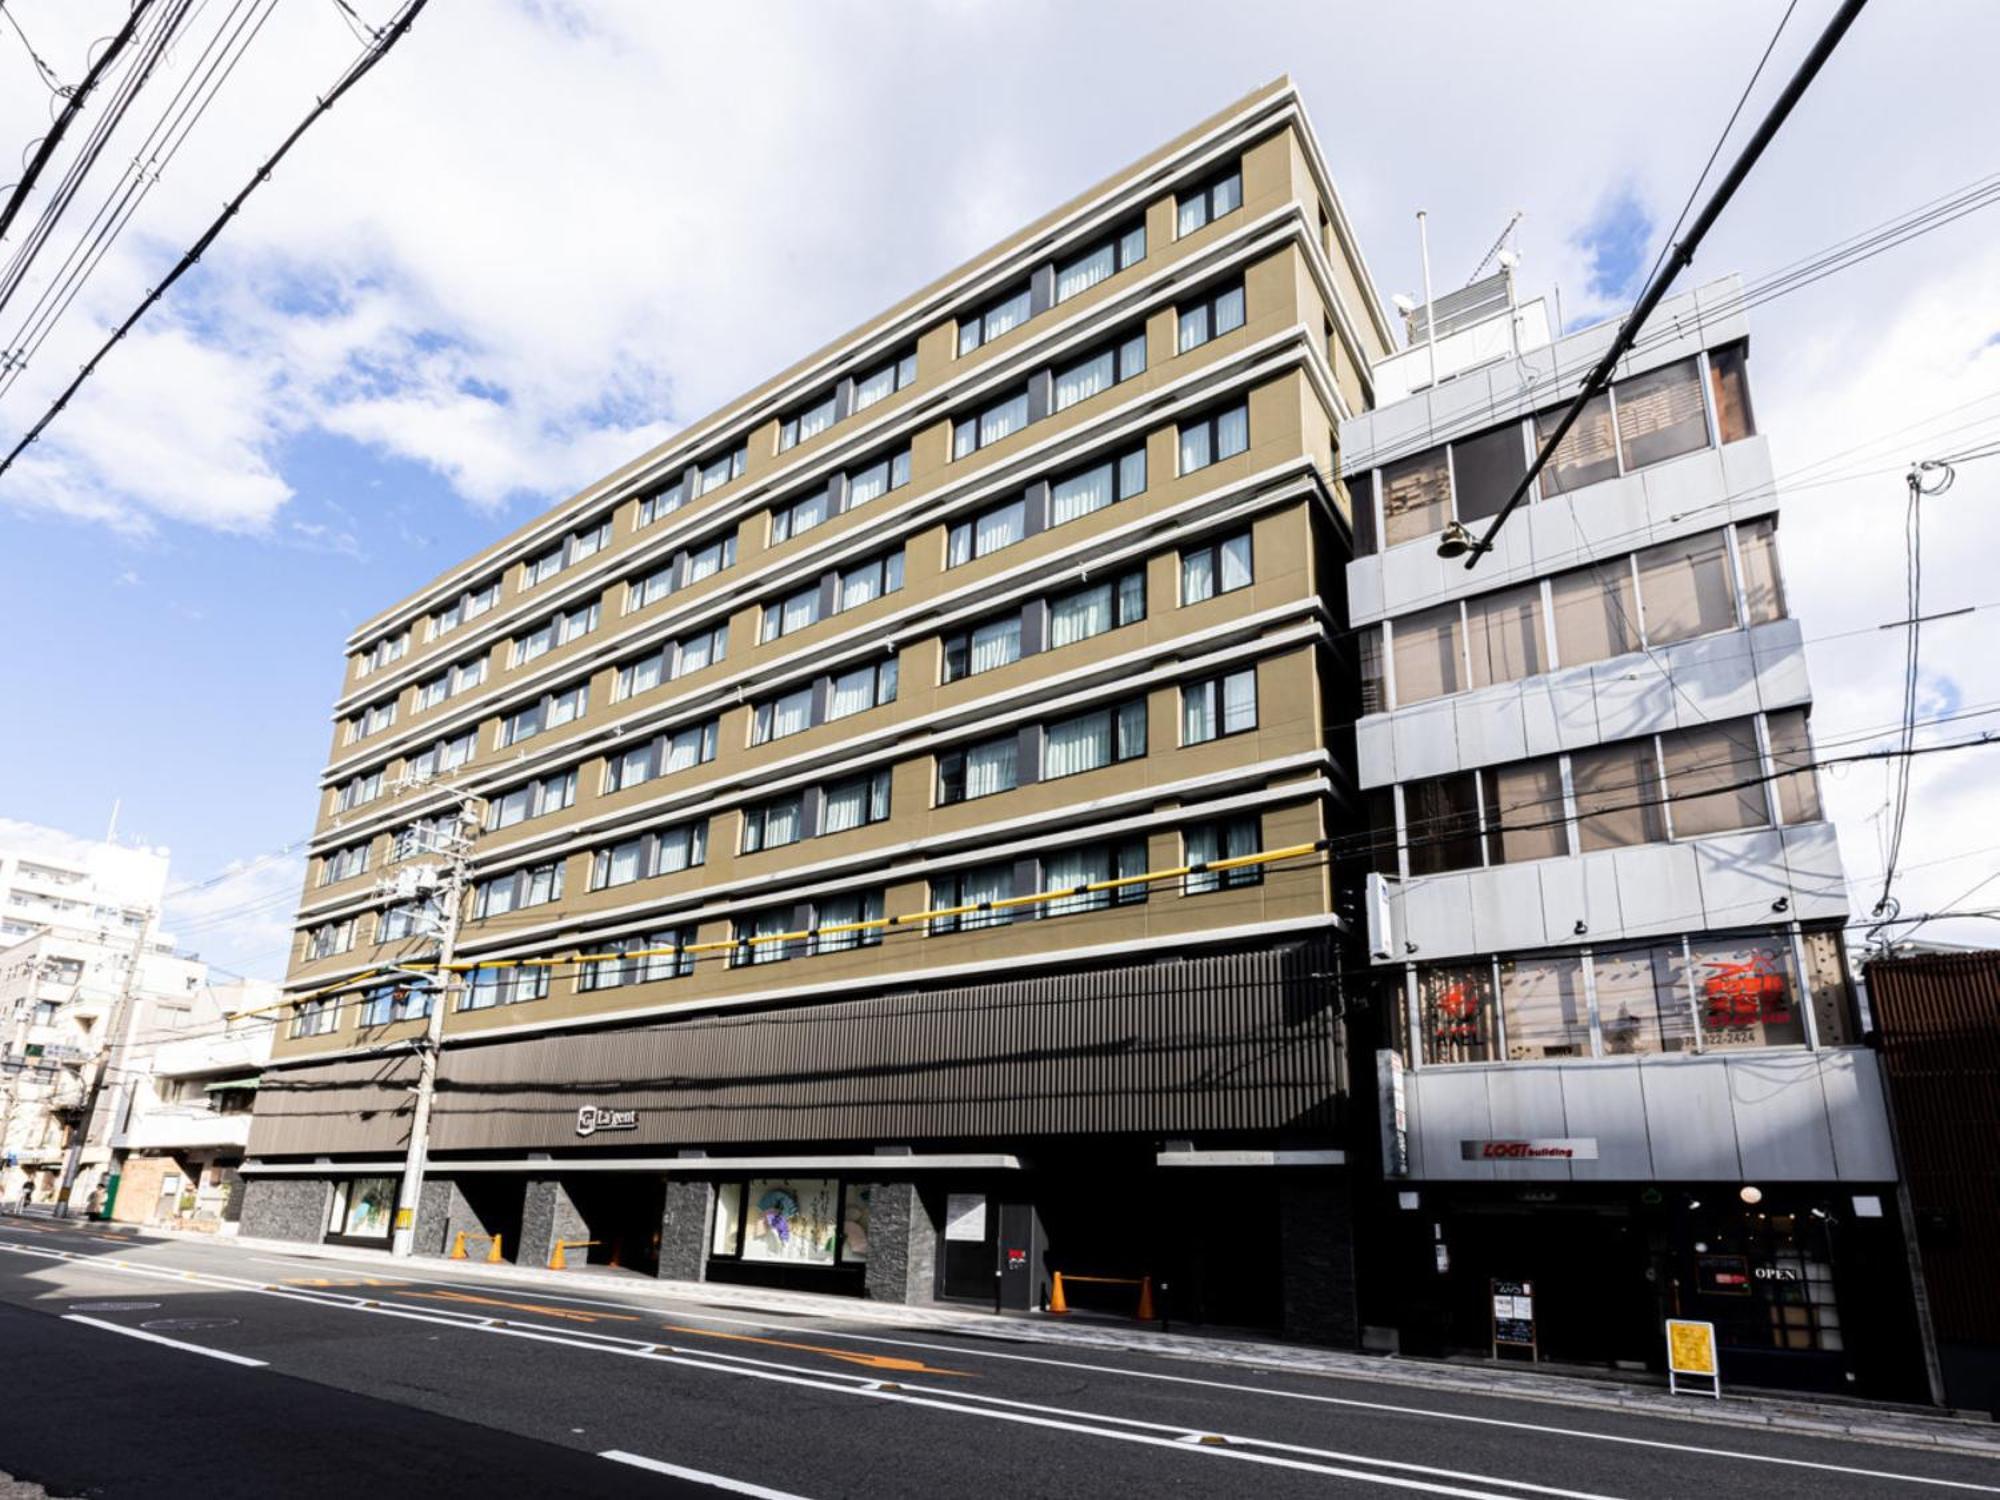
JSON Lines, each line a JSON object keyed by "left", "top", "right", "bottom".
{"left": 0, "top": 1219, "right": 1994, "bottom": 1500}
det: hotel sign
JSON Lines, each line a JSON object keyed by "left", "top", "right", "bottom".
{"left": 1460, "top": 1138, "right": 1598, "bottom": 1161}
{"left": 574, "top": 1105, "right": 638, "bottom": 1138}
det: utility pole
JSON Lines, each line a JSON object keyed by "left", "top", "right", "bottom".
{"left": 56, "top": 909, "right": 155, "bottom": 1217}
{"left": 388, "top": 791, "right": 481, "bottom": 1259}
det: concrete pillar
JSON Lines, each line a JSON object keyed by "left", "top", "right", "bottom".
{"left": 239, "top": 1177, "right": 333, "bottom": 1244}
{"left": 863, "top": 1181, "right": 938, "bottom": 1305}
{"left": 658, "top": 1178, "right": 713, "bottom": 1283}
{"left": 1279, "top": 1172, "right": 1359, "bottom": 1347}
{"left": 518, "top": 1178, "right": 586, "bottom": 1269}
{"left": 415, "top": 1177, "right": 484, "bottom": 1257}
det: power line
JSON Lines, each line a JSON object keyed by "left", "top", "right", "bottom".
{"left": 0, "top": 0, "right": 69, "bottom": 95}
{"left": 0, "top": 0, "right": 431, "bottom": 485}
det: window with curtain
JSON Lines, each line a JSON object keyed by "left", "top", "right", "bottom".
{"left": 1049, "top": 570, "right": 1143, "bottom": 648}
{"left": 1614, "top": 356, "right": 1709, "bottom": 470}
{"left": 754, "top": 687, "right": 814, "bottom": 745}
{"left": 1044, "top": 840, "right": 1148, "bottom": 916}
{"left": 1637, "top": 529, "right": 1736, "bottom": 644}
{"left": 1501, "top": 955, "right": 1591, "bottom": 1060}
{"left": 778, "top": 392, "right": 837, "bottom": 452}
{"left": 1765, "top": 708, "right": 1822, "bottom": 824}
{"left": 821, "top": 768, "right": 891, "bottom": 833}
{"left": 1551, "top": 561, "right": 1641, "bottom": 668}
{"left": 1175, "top": 164, "right": 1242, "bottom": 236}
{"left": 1183, "top": 816, "right": 1261, "bottom": 893}
{"left": 1403, "top": 773, "right": 1482, "bottom": 875}
{"left": 958, "top": 286, "right": 1032, "bottom": 355}
{"left": 1571, "top": 740, "right": 1665, "bottom": 851}
{"left": 943, "top": 616, "right": 1023, "bottom": 682}
{"left": 735, "top": 908, "right": 800, "bottom": 965}
{"left": 1177, "top": 404, "right": 1248, "bottom": 473}
{"left": 847, "top": 449, "right": 911, "bottom": 508}
{"left": 772, "top": 485, "right": 831, "bottom": 543}
{"left": 1660, "top": 723, "right": 1767, "bottom": 837}
{"left": 742, "top": 794, "right": 804, "bottom": 853}
{"left": 580, "top": 929, "right": 694, "bottom": 991}
{"left": 1594, "top": 943, "right": 1697, "bottom": 1054}
{"left": 954, "top": 390, "right": 1030, "bottom": 457}
{"left": 1536, "top": 392, "right": 1619, "bottom": 495}
{"left": 1464, "top": 582, "right": 1546, "bottom": 689}
{"left": 929, "top": 864, "right": 1015, "bottom": 933}
{"left": 1055, "top": 221, "right": 1145, "bottom": 302}
{"left": 948, "top": 498, "right": 1028, "bottom": 567}
{"left": 1182, "top": 668, "right": 1256, "bottom": 744}
{"left": 1177, "top": 281, "right": 1246, "bottom": 353}
{"left": 1053, "top": 332, "right": 1145, "bottom": 412}
{"left": 812, "top": 891, "right": 885, "bottom": 954}
{"left": 853, "top": 349, "right": 918, "bottom": 412}
{"left": 938, "top": 735, "right": 1018, "bottom": 805}
{"left": 591, "top": 821, "right": 706, "bottom": 890}
{"left": 1479, "top": 758, "right": 1568, "bottom": 864}
{"left": 1043, "top": 700, "right": 1145, "bottom": 778}
{"left": 829, "top": 661, "right": 896, "bottom": 720}
{"left": 1450, "top": 423, "right": 1528, "bottom": 524}
{"left": 1735, "top": 517, "right": 1786, "bottom": 624}
{"left": 836, "top": 552, "right": 903, "bottom": 612}
{"left": 1180, "top": 531, "right": 1253, "bottom": 604}
{"left": 1390, "top": 602, "right": 1464, "bottom": 706}
{"left": 638, "top": 481, "right": 685, "bottom": 527}
{"left": 1381, "top": 448, "right": 1451, "bottom": 546}
{"left": 1050, "top": 448, "right": 1145, "bottom": 526}
{"left": 1708, "top": 341, "right": 1756, "bottom": 443}
{"left": 1417, "top": 963, "right": 1498, "bottom": 1064}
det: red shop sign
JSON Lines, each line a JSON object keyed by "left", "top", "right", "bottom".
{"left": 1700, "top": 951, "right": 1793, "bottom": 1030}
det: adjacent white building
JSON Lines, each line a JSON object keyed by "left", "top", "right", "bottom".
{"left": 1342, "top": 273, "right": 1926, "bottom": 1400}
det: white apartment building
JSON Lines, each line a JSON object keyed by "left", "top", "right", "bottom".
{"left": 1342, "top": 273, "right": 1927, "bottom": 1401}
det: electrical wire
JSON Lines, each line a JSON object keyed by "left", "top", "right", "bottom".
{"left": 0, "top": 0, "right": 69, "bottom": 95}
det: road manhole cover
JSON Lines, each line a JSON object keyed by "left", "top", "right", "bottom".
{"left": 68, "top": 1301, "right": 159, "bottom": 1313}
{"left": 141, "top": 1317, "right": 238, "bottom": 1331}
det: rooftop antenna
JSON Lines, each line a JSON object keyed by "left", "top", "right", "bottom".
{"left": 105, "top": 798, "right": 120, "bottom": 844}
{"left": 1466, "top": 210, "right": 1524, "bottom": 285}
{"left": 1416, "top": 210, "right": 1439, "bottom": 383}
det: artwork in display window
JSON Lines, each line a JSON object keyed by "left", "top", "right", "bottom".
{"left": 1688, "top": 941, "right": 1806, "bottom": 1048}
{"left": 841, "top": 1184, "right": 871, "bottom": 1264}
{"left": 341, "top": 1177, "right": 396, "bottom": 1239}
{"left": 742, "top": 1177, "right": 838, "bottom": 1266}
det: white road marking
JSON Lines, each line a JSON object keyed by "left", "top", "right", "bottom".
{"left": 62, "top": 1313, "right": 267, "bottom": 1367}
{"left": 5, "top": 1244, "right": 1994, "bottom": 1493}
{"left": 600, "top": 1451, "right": 815, "bottom": 1497}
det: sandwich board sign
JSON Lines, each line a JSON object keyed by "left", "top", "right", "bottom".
{"left": 1666, "top": 1318, "right": 1720, "bottom": 1398}
{"left": 1491, "top": 1279, "right": 1536, "bottom": 1361}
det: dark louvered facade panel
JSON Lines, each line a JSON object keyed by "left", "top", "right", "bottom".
{"left": 249, "top": 940, "right": 1346, "bottom": 1158}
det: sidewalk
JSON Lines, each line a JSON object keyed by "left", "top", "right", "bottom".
{"left": 70, "top": 1218, "right": 2000, "bottom": 1461}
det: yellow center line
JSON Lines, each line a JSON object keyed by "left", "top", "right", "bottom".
{"left": 404, "top": 1288, "right": 639, "bottom": 1323}
{"left": 659, "top": 1322, "right": 976, "bottom": 1378}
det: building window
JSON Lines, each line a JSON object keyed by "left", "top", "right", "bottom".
{"left": 1464, "top": 582, "right": 1546, "bottom": 690}
{"left": 332, "top": 770, "right": 383, "bottom": 814}
{"left": 1614, "top": 356, "right": 1710, "bottom": 470}
{"left": 846, "top": 447, "right": 912, "bottom": 510}
{"left": 1709, "top": 341, "right": 1756, "bottom": 443}
{"left": 1044, "top": 699, "right": 1146, "bottom": 779}
{"left": 347, "top": 698, "right": 397, "bottom": 743}
{"left": 821, "top": 767, "right": 892, "bottom": 834}
{"left": 1052, "top": 330, "right": 1146, "bottom": 413}
{"left": 414, "top": 655, "right": 487, "bottom": 712}
{"left": 1177, "top": 281, "right": 1246, "bottom": 353}
{"left": 1417, "top": 963, "right": 1498, "bottom": 1064}
{"left": 1736, "top": 517, "right": 1786, "bottom": 625}
{"left": 1181, "top": 667, "right": 1257, "bottom": 744}
{"left": 835, "top": 550, "right": 904, "bottom": 612}
{"left": 1594, "top": 944, "right": 1698, "bottom": 1055}
{"left": 603, "top": 720, "right": 718, "bottom": 793}
{"left": 953, "top": 388, "right": 1031, "bottom": 459}
{"left": 430, "top": 579, "right": 500, "bottom": 640}
{"left": 828, "top": 660, "right": 898, "bottom": 720}
{"left": 290, "top": 997, "right": 339, "bottom": 1037}
{"left": 752, "top": 686, "right": 814, "bottom": 745}
{"left": 1637, "top": 530, "right": 1738, "bottom": 646}
{"left": 1381, "top": 449, "right": 1451, "bottom": 548}
{"left": 497, "top": 680, "right": 588, "bottom": 748}
{"left": 1177, "top": 403, "right": 1249, "bottom": 474}
{"left": 407, "top": 730, "right": 476, "bottom": 780}
{"left": 852, "top": 348, "right": 918, "bottom": 413}
{"left": 359, "top": 982, "right": 431, "bottom": 1027}
{"left": 1181, "top": 532, "right": 1252, "bottom": 604}
{"left": 1660, "top": 725, "right": 1767, "bottom": 838}
{"left": 380, "top": 900, "right": 428, "bottom": 943}
{"left": 319, "top": 842, "right": 371, "bottom": 887}
{"left": 579, "top": 929, "right": 695, "bottom": 991}
{"left": 1044, "top": 839, "right": 1149, "bottom": 917}
{"left": 958, "top": 285, "right": 1032, "bottom": 355}
{"left": 936, "top": 735, "right": 1018, "bottom": 805}
{"left": 357, "top": 631, "right": 408, "bottom": 677}
{"left": 778, "top": 392, "right": 838, "bottom": 452}
{"left": 1175, "top": 163, "right": 1242, "bottom": 236}
{"left": 1480, "top": 758, "right": 1569, "bottom": 865}
{"left": 1571, "top": 740, "right": 1666, "bottom": 852}
{"left": 741, "top": 793, "right": 804, "bottom": 853}
{"left": 1449, "top": 423, "right": 1529, "bottom": 526}
{"left": 1389, "top": 602, "right": 1464, "bottom": 706}
{"left": 1049, "top": 569, "right": 1144, "bottom": 647}
{"left": 695, "top": 442, "right": 749, "bottom": 497}
{"left": 615, "top": 622, "right": 729, "bottom": 699}
{"left": 1765, "top": 708, "right": 1822, "bottom": 824}
{"left": 734, "top": 906, "right": 801, "bottom": 965}
{"left": 591, "top": 820, "right": 708, "bottom": 890}
{"left": 392, "top": 816, "right": 448, "bottom": 863}
{"left": 1537, "top": 392, "right": 1620, "bottom": 496}
{"left": 771, "top": 484, "right": 833, "bottom": 545}
{"left": 512, "top": 602, "right": 600, "bottom": 667}
{"left": 488, "top": 769, "right": 577, "bottom": 831}
{"left": 473, "top": 861, "right": 565, "bottom": 918}
{"left": 1049, "top": 446, "right": 1146, "bottom": 527}
{"left": 763, "top": 584, "right": 823, "bottom": 642}
{"left": 812, "top": 890, "right": 885, "bottom": 954}
{"left": 1404, "top": 773, "right": 1482, "bottom": 876}
{"left": 1688, "top": 936, "right": 1807, "bottom": 1049}
{"left": 521, "top": 519, "right": 612, "bottom": 589}
{"left": 1056, "top": 220, "right": 1145, "bottom": 303}
{"left": 942, "top": 615, "right": 1023, "bottom": 683}
{"left": 1183, "top": 816, "right": 1261, "bottom": 894}
{"left": 946, "top": 497, "right": 1027, "bottom": 567}
{"left": 1500, "top": 954, "right": 1592, "bottom": 1060}
{"left": 637, "top": 477, "right": 686, "bottom": 527}
{"left": 929, "top": 864, "right": 1014, "bottom": 933}
{"left": 302, "top": 919, "right": 355, "bottom": 962}
{"left": 626, "top": 531, "right": 738, "bottom": 612}
{"left": 460, "top": 966, "right": 549, "bottom": 1011}
{"left": 1551, "top": 561, "right": 1642, "bottom": 668}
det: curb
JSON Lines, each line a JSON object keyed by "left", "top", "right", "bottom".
{"left": 77, "top": 1220, "right": 2000, "bottom": 1461}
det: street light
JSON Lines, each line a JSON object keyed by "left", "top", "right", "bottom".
{"left": 1435, "top": 521, "right": 1489, "bottom": 561}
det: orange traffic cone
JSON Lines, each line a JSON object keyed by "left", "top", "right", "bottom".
{"left": 549, "top": 1241, "right": 567, "bottom": 1270}
{"left": 1136, "top": 1276, "right": 1156, "bottom": 1322}
{"left": 449, "top": 1231, "right": 468, "bottom": 1260}
{"left": 486, "top": 1234, "right": 503, "bottom": 1264}
{"left": 1048, "top": 1271, "right": 1069, "bottom": 1316}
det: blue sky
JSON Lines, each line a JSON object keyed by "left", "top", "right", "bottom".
{"left": 3, "top": 0, "right": 1999, "bottom": 974}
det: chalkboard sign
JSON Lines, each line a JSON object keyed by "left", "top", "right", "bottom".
{"left": 1491, "top": 1277, "right": 1536, "bottom": 1359}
